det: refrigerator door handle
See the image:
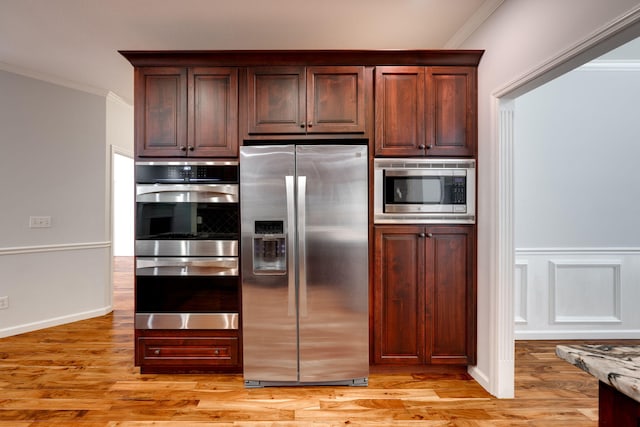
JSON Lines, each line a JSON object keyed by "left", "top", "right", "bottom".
{"left": 298, "top": 175, "right": 308, "bottom": 317}
{"left": 285, "top": 175, "right": 297, "bottom": 317}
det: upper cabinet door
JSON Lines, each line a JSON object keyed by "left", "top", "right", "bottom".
{"left": 135, "top": 67, "right": 239, "bottom": 158}
{"left": 374, "top": 66, "right": 426, "bottom": 157}
{"left": 307, "top": 66, "right": 366, "bottom": 134}
{"left": 135, "top": 67, "right": 188, "bottom": 157}
{"left": 426, "top": 67, "right": 477, "bottom": 157}
{"left": 375, "top": 66, "right": 477, "bottom": 157}
{"left": 189, "top": 67, "right": 239, "bottom": 157}
{"left": 245, "top": 66, "right": 367, "bottom": 136}
{"left": 246, "top": 67, "right": 306, "bottom": 134}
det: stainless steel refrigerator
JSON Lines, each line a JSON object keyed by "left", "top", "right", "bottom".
{"left": 240, "top": 144, "right": 369, "bottom": 387}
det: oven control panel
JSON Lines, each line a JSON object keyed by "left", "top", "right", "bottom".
{"left": 135, "top": 161, "right": 238, "bottom": 184}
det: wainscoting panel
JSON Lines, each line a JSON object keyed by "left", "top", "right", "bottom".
{"left": 515, "top": 248, "right": 640, "bottom": 339}
{"left": 514, "top": 261, "right": 528, "bottom": 324}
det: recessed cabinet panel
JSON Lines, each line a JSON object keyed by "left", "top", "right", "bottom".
{"left": 308, "top": 66, "right": 365, "bottom": 133}
{"left": 373, "top": 227, "right": 426, "bottom": 364}
{"left": 136, "top": 68, "right": 187, "bottom": 157}
{"left": 428, "top": 229, "right": 475, "bottom": 364}
{"left": 427, "top": 67, "right": 476, "bottom": 157}
{"left": 247, "top": 67, "right": 306, "bottom": 134}
{"left": 190, "top": 67, "right": 238, "bottom": 157}
{"left": 374, "top": 67, "right": 425, "bottom": 156}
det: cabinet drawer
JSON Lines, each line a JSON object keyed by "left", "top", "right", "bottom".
{"left": 137, "top": 336, "right": 239, "bottom": 368}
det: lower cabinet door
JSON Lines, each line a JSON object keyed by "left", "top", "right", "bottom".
{"left": 373, "top": 226, "right": 426, "bottom": 364}
{"left": 373, "top": 225, "right": 476, "bottom": 367}
{"left": 136, "top": 330, "right": 241, "bottom": 373}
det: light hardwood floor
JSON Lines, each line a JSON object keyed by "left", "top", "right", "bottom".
{"left": 1, "top": 257, "right": 636, "bottom": 426}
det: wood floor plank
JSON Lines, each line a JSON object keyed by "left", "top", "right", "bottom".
{"left": 3, "top": 257, "right": 640, "bottom": 425}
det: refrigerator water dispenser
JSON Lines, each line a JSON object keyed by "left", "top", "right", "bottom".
{"left": 253, "top": 221, "right": 286, "bottom": 275}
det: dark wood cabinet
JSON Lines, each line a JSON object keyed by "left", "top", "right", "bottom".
{"left": 121, "top": 50, "right": 483, "bottom": 374}
{"left": 373, "top": 225, "right": 476, "bottom": 366}
{"left": 135, "top": 67, "right": 238, "bottom": 157}
{"left": 375, "top": 66, "right": 477, "bottom": 157}
{"left": 135, "top": 329, "right": 241, "bottom": 373}
{"left": 246, "top": 66, "right": 367, "bottom": 136}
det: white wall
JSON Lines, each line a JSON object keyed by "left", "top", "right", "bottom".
{"left": 460, "top": 0, "right": 640, "bottom": 397}
{"left": 514, "top": 61, "right": 640, "bottom": 339}
{"left": 0, "top": 70, "right": 112, "bottom": 337}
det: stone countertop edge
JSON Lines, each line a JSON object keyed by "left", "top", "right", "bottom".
{"left": 556, "top": 344, "right": 640, "bottom": 402}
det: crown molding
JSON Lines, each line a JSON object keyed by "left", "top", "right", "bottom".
{"left": 0, "top": 61, "right": 109, "bottom": 98}
{"left": 106, "top": 91, "right": 133, "bottom": 108}
{"left": 444, "top": 0, "right": 506, "bottom": 49}
{"left": 578, "top": 59, "right": 640, "bottom": 71}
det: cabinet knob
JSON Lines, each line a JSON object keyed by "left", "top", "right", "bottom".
{"left": 180, "top": 145, "right": 187, "bottom": 151}
{"left": 419, "top": 232, "right": 433, "bottom": 238}
{"left": 419, "top": 232, "right": 426, "bottom": 238}
{"left": 418, "top": 144, "right": 426, "bottom": 149}
{"left": 307, "top": 122, "right": 313, "bottom": 128}
{"left": 214, "top": 349, "right": 220, "bottom": 355}
{"left": 154, "top": 349, "right": 160, "bottom": 355}
{"left": 426, "top": 144, "right": 433, "bottom": 150}
{"left": 427, "top": 233, "right": 433, "bottom": 238}
{"left": 300, "top": 123, "right": 306, "bottom": 128}
{"left": 188, "top": 146, "right": 194, "bottom": 151}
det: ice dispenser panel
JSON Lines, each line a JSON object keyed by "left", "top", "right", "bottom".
{"left": 253, "top": 221, "right": 286, "bottom": 275}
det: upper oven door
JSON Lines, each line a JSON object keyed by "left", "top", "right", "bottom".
{"left": 135, "top": 183, "right": 239, "bottom": 256}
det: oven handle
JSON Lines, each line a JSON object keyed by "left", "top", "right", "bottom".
{"left": 136, "top": 184, "right": 238, "bottom": 203}
{"left": 136, "top": 257, "right": 239, "bottom": 276}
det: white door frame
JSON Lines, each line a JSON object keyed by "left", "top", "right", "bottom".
{"left": 487, "top": 7, "right": 640, "bottom": 398}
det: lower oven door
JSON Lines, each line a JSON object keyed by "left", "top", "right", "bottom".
{"left": 135, "top": 257, "right": 239, "bottom": 330}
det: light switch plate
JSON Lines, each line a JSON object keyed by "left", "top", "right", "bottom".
{"left": 29, "top": 216, "right": 51, "bottom": 228}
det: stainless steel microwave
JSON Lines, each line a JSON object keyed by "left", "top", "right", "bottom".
{"left": 374, "top": 158, "right": 476, "bottom": 224}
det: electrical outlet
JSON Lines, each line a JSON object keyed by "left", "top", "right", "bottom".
{"left": 0, "top": 296, "right": 8, "bottom": 310}
{"left": 29, "top": 216, "right": 51, "bottom": 228}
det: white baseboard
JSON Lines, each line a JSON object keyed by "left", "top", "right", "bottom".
{"left": 515, "top": 330, "right": 640, "bottom": 340}
{"left": 0, "top": 306, "right": 113, "bottom": 338}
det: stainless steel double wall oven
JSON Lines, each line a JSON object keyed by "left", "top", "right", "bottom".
{"left": 134, "top": 161, "right": 240, "bottom": 330}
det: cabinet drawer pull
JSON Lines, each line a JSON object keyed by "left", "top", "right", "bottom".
{"left": 154, "top": 349, "right": 161, "bottom": 355}
{"left": 214, "top": 349, "right": 220, "bottom": 355}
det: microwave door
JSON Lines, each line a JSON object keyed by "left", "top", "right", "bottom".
{"left": 385, "top": 175, "right": 451, "bottom": 213}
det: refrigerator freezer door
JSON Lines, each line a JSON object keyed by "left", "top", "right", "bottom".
{"left": 240, "top": 145, "right": 298, "bottom": 383}
{"left": 295, "top": 145, "right": 369, "bottom": 383}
